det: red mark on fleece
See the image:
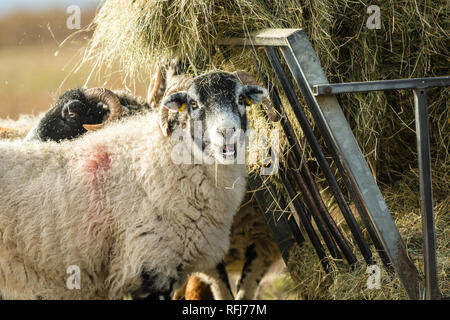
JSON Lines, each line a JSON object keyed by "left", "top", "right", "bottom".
{"left": 79, "top": 146, "right": 113, "bottom": 241}
{"left": 83, "top": 146, "right": 111, "bottom": 175}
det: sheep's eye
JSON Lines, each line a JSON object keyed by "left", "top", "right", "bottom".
{"left": 190, "top": 101, "right": 198, "bottom": 109}
{"left": 68, "top": 112, "right": 77, "bottom": 118}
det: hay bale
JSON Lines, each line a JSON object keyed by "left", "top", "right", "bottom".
{"left": 86, "top": 0, "right": 448, "bottom": 182}
{"left": 84, "top": 0, "right": 449, "bottom": 299}
{"left": 84, "top": 0, "right": 303, "bottom": 76}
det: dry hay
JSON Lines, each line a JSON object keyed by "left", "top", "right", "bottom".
{"left": 82, "top": 0, "right": 449, "bottom": 299}
{"left": 285, "top": 171, "right": 449, "bottom": 299}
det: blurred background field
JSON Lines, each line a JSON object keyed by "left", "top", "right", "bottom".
{"left": 0, "top": 0, "right": 147, "bottom": 120}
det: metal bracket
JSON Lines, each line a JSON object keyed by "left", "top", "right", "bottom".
{"left": 312, "top": 77, "right": 450, "bottom": 95}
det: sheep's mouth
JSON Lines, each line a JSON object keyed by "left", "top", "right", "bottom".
{"left": 221, "top": 143, "right": 236, "bottom": 159}
{"left": 213, "top": 143, "right": 237, "bottom": 165}
{"left": 206, "top": 143, "right": 237, "bottom": 163}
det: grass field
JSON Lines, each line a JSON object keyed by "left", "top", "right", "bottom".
{"left": 0, "top": 8, "right": 147, "bottom": 120}
{"left": 0, "top": 43, "right": 148, "bottom": 120}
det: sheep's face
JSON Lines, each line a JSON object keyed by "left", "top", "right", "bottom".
{"left": 161, "top": 72, "right": 268, "bottom": 164}
{"left": 25, "top": 89, "right": 108, "bottom": 142}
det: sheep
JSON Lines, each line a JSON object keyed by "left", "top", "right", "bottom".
{"left": 177, "top": 196, "right": 282, "bottom": 300}
{"left": 0, "top": 72, "right": 268, "bottom": 299}
{"left": 24, "top": 88, "right": 151, "bottom": 142}
{"left": 160, "top": 70, "right": 283, "bottom": 300}
{"left": 13, "top": 66, "right": 281, "bottom": 300}
{"left": 0, "top": 89, "right": 150, "bottom": 142}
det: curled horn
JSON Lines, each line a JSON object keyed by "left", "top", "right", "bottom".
{"left": 147, "top": 67, "right": 163, "bottom": 106}
{"left": 82, "top": 88, "right": 122, "bottom": 131}
{"left": 232, "top": 70, "right": 280, "bottom": 122}
{"left": 165, "top": 76, "right": 194, "bottom": 96}
{"left": 159, "top": 104, "right": 170, "bottom": 137}
{"left": 159, "top": 75, "right": 194, "bottom": 137}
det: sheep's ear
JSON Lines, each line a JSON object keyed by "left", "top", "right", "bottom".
{"left": 161, "top": 92, "right": 188, "bottom": 112}
{"left": 243, "top": 85, "right": 269, "bottom": 105}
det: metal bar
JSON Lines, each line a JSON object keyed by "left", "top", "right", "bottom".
{"left": 286, "top": 152, "right": 342, "bottom": 260}
{"left": 287, "top": 152, "right": 360, "bottom": 264}
{"left": 263, "top": 46, "right": 375, "bottom": 265}
{"left": 298, "top": 158, "right": 358, "bottom": 265}
{"left": 257, "top": 59, "right": 357, "bottom": 265}
{"left": 248, "top": 174, "right": 302, "bottom": 264}
{"left": 218, "top": 28, "right": 300, "bottom": 47}
{"left": 280, "top": 30, "right": 422, "bottom": 299}
{"left": 313, "top": 76, "right": 450, "bottom": 95}
{"left": 280, "top": 167, "right": 331, "bottom": 273}
{"left": 275, "top": 44, "right": 392, "bottom": 270}
{"left": 413, "top": 89, "right": 441, "bottom": 300}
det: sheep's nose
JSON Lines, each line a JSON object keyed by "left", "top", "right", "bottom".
{"left": 217, "top": 128, "right": 236, "bottom": 141}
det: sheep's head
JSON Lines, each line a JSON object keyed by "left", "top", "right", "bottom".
{"left": 160, "top": 72, "right": 268, "bottom": 164}
{"left": 25, "top": 88, "right": 121, "bottom": 142}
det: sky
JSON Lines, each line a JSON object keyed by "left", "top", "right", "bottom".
{"left": 0, "top": 0, "right": 101, "bottom": 17}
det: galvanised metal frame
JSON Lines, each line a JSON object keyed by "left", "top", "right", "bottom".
{"left": 220, "top": 28, "right": 448, "bottom": 300}
{"left": 313, "top": 77, "right": 449, "bottom": 300}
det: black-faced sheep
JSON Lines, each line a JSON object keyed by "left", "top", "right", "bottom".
{"left": 0, "top": 72, "right": 268, "bottom": 299}
{"left": 24, "top": 88, "right": 151, "bottom": 142}
{"left": 163, "top": 71, "right": 283, "bottom": 300}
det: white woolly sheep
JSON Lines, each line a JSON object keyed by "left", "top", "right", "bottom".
{"left": 0, "top": 72, "right": 268, "bottom": 299}
{"left": 0, "top": 113, "right": 44, "bottom": 140}
{"left": 161, "top": 69, "right": 282, "bottom": 300}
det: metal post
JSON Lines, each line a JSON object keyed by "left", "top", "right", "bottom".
{"left": 413, "top": 89, "right": 441, "bottom": 300}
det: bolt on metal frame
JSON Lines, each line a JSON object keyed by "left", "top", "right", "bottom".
{"left": 220, "top": 28, "right": 449, "bottom": 300}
